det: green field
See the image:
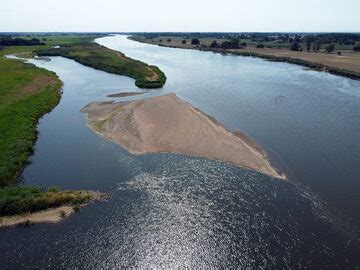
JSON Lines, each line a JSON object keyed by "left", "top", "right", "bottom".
{"left": 0, "top": 49, "right": 62, "bottom": 187}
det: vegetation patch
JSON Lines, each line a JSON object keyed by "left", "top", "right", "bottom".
{"left": 36, "top": 43, "right": 166, "bottom": 88}
{"left": 0, "top": 55, "right": 62, "bottom": 187}
{"left": 0, "top": 186, "right": 99, "bottom": 217}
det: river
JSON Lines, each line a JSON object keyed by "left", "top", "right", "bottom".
{"left": 1, "top": 35, "right": 359, "bottom": 268}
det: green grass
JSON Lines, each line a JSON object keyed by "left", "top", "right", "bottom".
{"left": 36, "top": 42, "right": 166, "bottom": 88}
{"left": 0, "top": 186, "right": 94, "bottom": 216}
{"left": 0, "top": 54, "right": 62, "bottom": 187}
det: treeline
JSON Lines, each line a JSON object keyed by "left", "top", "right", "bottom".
{"left": 140, "top": 32, "right": 360, "bottom": 52}
{"left": 138, "top": 32, "right": 360, "bottom": 43}
{"left": 0, "top": 37, "right": 45, "bottom": 46}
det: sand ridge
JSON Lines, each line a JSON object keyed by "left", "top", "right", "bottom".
{"left": 81, "top": 93, "right": 285, "bottom": 179}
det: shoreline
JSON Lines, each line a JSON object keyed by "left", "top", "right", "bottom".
{"left": 82, "top": 93, "right": 286, "bottom": 179}
{"left": 129, "top": 36, "right": 360, "bottom": 81}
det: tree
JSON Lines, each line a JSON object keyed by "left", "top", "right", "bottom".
{"left": 306, "top": 42, "right": 311, "bottom": 52}
{"left": 325, "top": 43, "right": 335, "bottom": 53}
{"left": 167, "top": 38, "right": 172, "bottom": 42}
{"left": 210, "top": 40, "right": 219, "bottom": 48}
{"left": 240, "top": 42, "right": 247, "bottom": 47}
{"left": 256, "top": 43, "right": 265, "bottom": 48}
{"left": 353, "top": 45, "right": 360, "bottom": 51}
{"left": 220, "top": 38, "right": 240, "bottom": 49}
{"left": 182, "top": 39, "right": 186, "bottom": 44}
{"left": 229, "top": 38, "right": 240, "bottom": 49}
{"left": 191, "top": 38, "right": 200, "bottom": 45}
{"left": 290, "top": 42, "right": 301, "bottom": 51}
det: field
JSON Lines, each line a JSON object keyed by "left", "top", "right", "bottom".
{"left": 132, "top": 35, "right": 360, "bottom": 79}
{"left": 0, "top": 48, "right": 62, "bottom": 187}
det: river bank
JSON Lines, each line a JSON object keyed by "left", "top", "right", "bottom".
{"left": 130, "top": 36, "right": 360, "bottom": 80}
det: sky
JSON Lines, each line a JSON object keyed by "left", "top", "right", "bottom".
{"left": 1, "top": 0, "right": 359, "bottom": 32}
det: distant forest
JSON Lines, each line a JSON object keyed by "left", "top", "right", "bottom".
{"left": 0, "top": 36, "right": 44, "bottom": 46}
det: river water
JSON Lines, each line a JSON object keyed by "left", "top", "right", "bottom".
{"left": 1, "top": 35, "right": 360, "bottom": 268}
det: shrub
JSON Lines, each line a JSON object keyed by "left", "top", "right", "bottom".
{"left": 182, "top": 40, "right": 186, "bottom": 44}
{"left": 353, "top": 45, "right": 360, "bottom": 51}
{"left": 256, "top": 44, "right": 265, "bottom": 48}
{"left": 191, "top": 38, "right": 200, "bottom": 45}
{"left": 48, "top": 187, "right": 59, "bottom": 192}
{"left": 325, "top": 43, "right": 335, "bottom": 53}
{"left": 240, "top": 42, "right": 247, "bottom": 47}
{"left": 18, "top": 220, "right": 34, "bottom": 227}
{"left": 290, "top": 42, "right": 301, "bottom": 51}
{"left": 59, "top": 210, "right": 66, "bottom": 218}
{"left": 210, "top": 40, "right": 219, "bottom": 48}
{"left": 220, "top": 39, "right": 240, "bottom": 49}
{"left": 167, "top": 38, "right": 172, "bottom": 42}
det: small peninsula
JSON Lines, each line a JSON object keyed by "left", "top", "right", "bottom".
{"left": 36, "top": 41, "right": 166, "bottom": 88}
{"left": 82, "top": 93, "right": 284, "bottom": 179}
{"left": 0, "top": 187, "right": 106, "bottom": 227}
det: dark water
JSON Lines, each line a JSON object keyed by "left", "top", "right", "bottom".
{"left": 1, "top": 35, "right": 360, "bottom": 268}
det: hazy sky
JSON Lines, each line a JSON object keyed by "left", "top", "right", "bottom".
{"left": 1, "top": 0, "right": 359, "bottom": 32}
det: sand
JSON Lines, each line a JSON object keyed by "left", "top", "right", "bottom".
{"left": 81, "top": 93, "right": 285, "bottom": 179}
{"left": 107, "top": 92, "right": 146, "bottom": 97}
{"left": 0, "top": 206, "right": 75, "bottom": 227}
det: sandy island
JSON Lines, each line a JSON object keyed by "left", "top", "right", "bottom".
{"left": 82, "top": 94, "right": 285, "bottom": 179}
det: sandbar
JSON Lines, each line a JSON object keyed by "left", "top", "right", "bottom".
{"left": 81, "top": 94, "right": 285, "bottom": 179}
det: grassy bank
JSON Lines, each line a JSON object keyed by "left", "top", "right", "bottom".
{"left": 0, "top": 34, "right": 166, "bottom": 186}
{"left": 36, "top": 42, "right": 166, "bottom": 88}
{"left": 0, "top": 186, "right": 99, "bottom": 217}
{"left": 131, "top": 35, "right": 360, "bottom": 80}
{"left": 0, "top": 52, "right": 62, "bottom": 187}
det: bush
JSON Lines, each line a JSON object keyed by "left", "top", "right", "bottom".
{"left": 290, "top": 42, "right": 301, "bottom": 51}
{"left": 182, "top": 40, "right": 186, "bottom": 44}
{"left": 325, "top": 43, "right": 335, "bottom": 53}
{"left": 167, "top": 38, "right": 172, "bottom": 42}
{"left": 191, "top": 38, "right": 200, "bottom": 45}
{"left": 48, "top": 187, "right": 59, "bottom": 192}
{"left": 256, "top": 44, "right": 265, "bottom": 48}
{"left": 59, "top": 210, "right": 66, "bottom": 218}
{"left": 210, "top": 40, "right": 219, "bottom": 48}
{"left": 353, "top": 45, "right": 360, "bottom": 51}
{"left": 220, "top": 39, "right": 240, "bottom": 49}
{"left": 240, "top": 42, "right": 247, "bottom": 47}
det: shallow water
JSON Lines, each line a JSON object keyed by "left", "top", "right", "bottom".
{"left": 1, "top": 35, "right": 360, "bottom": 268}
